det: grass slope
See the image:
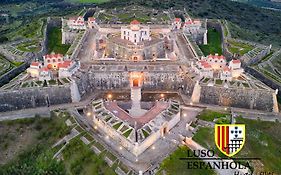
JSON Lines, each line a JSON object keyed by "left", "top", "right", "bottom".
{"left": 199, "top": 29, "right": 222, "bottom": 56}
{"left": 47, "top": 27, "right": 70, "bottom": 54}
{"left": 0, "top": 113, "right": 71, "bottom": 174}
{"left": 62, "top": 138, "right": 116, "bottom": 175}
{"left": 100, "top": 0, "right": 281, "bottom": 46}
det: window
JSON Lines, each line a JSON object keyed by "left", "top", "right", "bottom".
{"left": 124, "top": 31, "right": 126, "bottom": 35}
{"left": 135, "top": 34, "right": 137, "bottom": 37}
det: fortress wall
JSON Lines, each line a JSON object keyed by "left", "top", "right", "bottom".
{"left": 199, "top": 85, "right": 275, "bottom": 112}
{"left": 0, "top": 62, "right": 29, "bottom": 87}
{"left": 181, "top": 76, "right": 196, "bottom": 97}
{"left": 74, "top": 73, "right": 92, "bottom": 97}
{"left": 0, "top": 86, "right": 72, "bottom": 112}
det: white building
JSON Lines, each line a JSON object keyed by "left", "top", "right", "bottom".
{"left": 228, "top": 59, "right": 243, "bottom": 78}
{"left": 58, "top": 60, "right": 80, "bottom": 78}
{"left": 87, "top": 17, "right": 96, "bottom": 29}
{"left": 43, "top": 53, "right": 64, "bottom": 69}
{"left": 67, "top": 16, "right": 87, "bottom": 30}
{"left": 183, "top": 18, "right": 207, "bottom": 45}
{"left": 183, "top": 18, "right": 201, "bottom": 33}
{"left": 220, "top": 67, "right": 232, "bottom": 81}
{"left": 121, "top": 20, "right": 151, "bottom": 44}
{"left": 192, "top": 60, "right": 214, "bottom": 78}
{"left": 27, "top": 53, "right": 79, "bottom": 80}
{"left": 172, "top": 18, "right": 182, "bottom": 30}
{"left": 203, "top": 54, "right": 226, "bottom": 70}
{"left": 27, "top": 62, "right": 42, "bottom": 78}
{"left": 38, "top": 67, "right": 52, "bottom": 81}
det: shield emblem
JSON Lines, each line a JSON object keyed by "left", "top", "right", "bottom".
{"left": 215, "top": 124, "right": 245, "bottom": 157}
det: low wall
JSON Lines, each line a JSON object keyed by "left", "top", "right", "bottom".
{"left": 0, "top": 62, "right": 29, "bottom": 87}
{"left": 0, "top": 86, "right": 72, "bottom": 112}
{"left": 245, "top": 67, "right": 281, "bottom": 99}
{"left": 199, "top": 85, "right": 274, "bottom": 112}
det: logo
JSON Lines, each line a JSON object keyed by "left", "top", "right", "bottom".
{"left": 215, "top": 124, "right": 245, "bottom": 157}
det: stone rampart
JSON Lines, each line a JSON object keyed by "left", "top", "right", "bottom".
{"left": 199, "top": 85, "right": 275, "bottom": 112}
{"left": 0, "top": 86, "right": 72, "bottom": 112}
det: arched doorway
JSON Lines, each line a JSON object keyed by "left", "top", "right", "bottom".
{"left": 133, "top": 79, "right": 139, "bottom": 87}
{"left": 161, "top": 125, "right": 169, "bottom": 137}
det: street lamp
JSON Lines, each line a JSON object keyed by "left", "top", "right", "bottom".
{"left": 94, "top": 126, "right": 98, "bottom": 130}
{"left": 86, "top": 112, "right": 92, "bottom": 117}
{"left": 160, "top": 93, "right": 164, "bottom": 98}
{"left": 107, "top": 94, "right": 112, "bottom": 99}
{"left": 183, "top": 113, "right": 187, "bottom": 117}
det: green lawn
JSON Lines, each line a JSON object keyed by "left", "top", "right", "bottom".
{"left": 47, "top": 27, "right": 70, "bottom": 54}
{"left": 157, "top": 146, "right": 216, "bottom": 175}
{"left": 193, "top": 117, "right": 281, "bottom": 174}
{"left": 62, "top": 138, "right": 116, "bottom": 175}
{"left": 199, "top": 28, "right": 222, "bottom": 56}
{"left": 0, "top": 112, "right": 71, "bottom": 174}
{"left": 197, "top": 109, "right": 229, "bottom": 122}
{"left": 227, "top": 40, "right": 254, "bottom": 56}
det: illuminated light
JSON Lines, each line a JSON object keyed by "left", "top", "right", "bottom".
{"left": 190, "top": 102, "right": 193, "bottom": 105}
{"left": 86, "top": 112, "right": 91, "bottom": 117}
{"left": 119, "top": 146, "right": 123, "bottom": 150}
{"left": 106, "top": 136, "right": 109, "bottom": 139}
{"left": 94, "top": 126, "right": 98, "bottom": 129}
{"left": 136, "top": 159, "right": 138, "bottom": 162}
{"left": 160, "top": 93, "right": 165, "bottom": 98}
{"left": 107, "top": 94, "right": 112, "bottom": 99}
{"left": 152, "top": 146, "right": 155, "bottom": 150}
{"left": 183, "top": 113, "right": 187, "bottom": 117}
{"left": 224, "top": 107, "right": 227, "bottom": 111}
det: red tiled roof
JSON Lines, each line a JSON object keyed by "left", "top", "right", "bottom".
{"left": 130, "top": 19, "right": 140, "bottom": 25}
{"left": 232, "top": 59, "right": 241, "bottom": 64}
{"left": 198, "top": 60, "right": 211, "bottom": 69}
{"left": 175, "top": 18, "right": 181, "bottom": 22}
{"left": 59, "top": 60, "right": 72, "bottom": 69}
{"left": 44, "top": 53, "right": 63, "bottom": 59}
{"left": 40, "top": 67, "right": 49, "bottom": 72}
{"left": 208, "top": 54, "right": 225, "bottom": 60}
{"left": 223, "top": 67, "right": 231, "bottom": 72}
{"left": 88, "top": 17, "right": 95, "bottom": 22}
{"left": 31, "top": 62, "right": 40, "bottom": 66}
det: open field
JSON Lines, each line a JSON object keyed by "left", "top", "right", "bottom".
{"left": 47, "top": 27, "right": 71, "bottom": 54}
{"left": 197, "top": 109, "right": 231, "bottom": 124}
{"left": 0, "top": 112, "right": 71, "bottom": 174}
{"left": 157, "top": 146, "right": 216, "bottom": 175}
{"left": 192, "top": 117, "right": 281, "bottom": 174}
{"left": 199, "top": 29, "right": 222, "bottom": 56}
{"left": 227, "top": 39, "right": 254, "bottom": 56}
{"left": 62, "top": 138, "right": 116, "bottom": 175}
